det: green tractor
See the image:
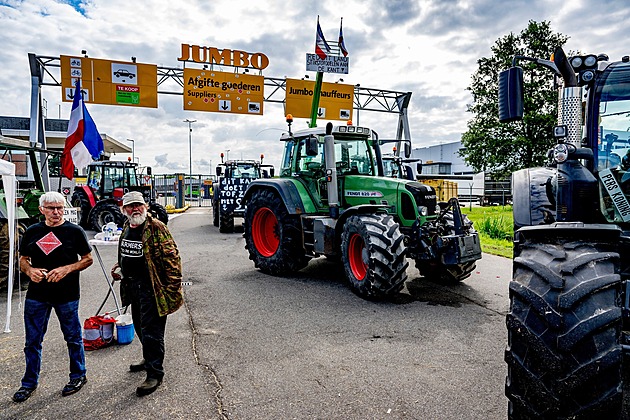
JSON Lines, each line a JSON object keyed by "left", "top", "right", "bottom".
{"left": 242, "top": 121, "right": 482, "bottom": 299}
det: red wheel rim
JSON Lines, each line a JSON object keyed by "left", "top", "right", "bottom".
{"left": 348, "top": 233, "right": 367, "bottom": 281}
{"left": 252, "top": 207, "right": 279, "bottom": 257}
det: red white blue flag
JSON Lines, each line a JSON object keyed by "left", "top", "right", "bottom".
{"left": 315, "top": 17, "right": 331, "bottom": 60}
{"left": 61, "top": 81, "right": 103, "bottom": 180}
{"left": 338, "top": 18, "right": 348, "bottom": 57}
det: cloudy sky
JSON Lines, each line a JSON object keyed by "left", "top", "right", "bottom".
{"left": 1, "top": 0, "right": 628, "bottom": 174}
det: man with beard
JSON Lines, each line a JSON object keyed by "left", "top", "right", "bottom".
{"left": 111, "top": 191, "right": 183, "bottom": 396}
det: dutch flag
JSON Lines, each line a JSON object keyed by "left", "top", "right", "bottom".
{"left": 315, "top": 17, "right": 331, "bottom": 60}
{"left": 61, "top": 80, "right": 104, "bottom": 180}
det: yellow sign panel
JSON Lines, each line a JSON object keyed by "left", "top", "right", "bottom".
{"left": 285, "top": 79, "right": 354, "bottom": 121}
{"left": 60, "top": 55, "right": 158, "bottom": 108}
{"left": 183, "top": 69, "right": 264, "bottom": 115}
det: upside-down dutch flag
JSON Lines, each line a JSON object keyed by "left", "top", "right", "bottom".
{"left": 338, "top": 18, "right": 348, "bottom": 57}
{"left": 315, "top": 17, "right": 331, "bottom": 60}
{"left": 61, "top": 81, "right": 104, "bottom": 180}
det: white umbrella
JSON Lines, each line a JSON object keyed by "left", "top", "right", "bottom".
{"left": 1, "top": 159, "right": 17, "bottom": 333}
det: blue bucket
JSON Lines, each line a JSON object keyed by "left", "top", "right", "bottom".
{"left": 116, "top": 324, "right": 134, "bottom": 345}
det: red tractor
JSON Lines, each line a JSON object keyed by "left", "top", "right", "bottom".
{"left": 70, "top": 161, "right": 168, "bottom": 231}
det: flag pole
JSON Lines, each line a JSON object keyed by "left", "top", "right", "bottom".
{"left": 309, "top": 71, "right": 324, "bottom": 128}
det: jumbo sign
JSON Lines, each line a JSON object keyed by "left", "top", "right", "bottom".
{"left": 177, "top": 44, "right": 269, "bottom": 70}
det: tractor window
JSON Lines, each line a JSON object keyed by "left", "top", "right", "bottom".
{"left": 125, "top": 167, "right": 139, "bottom": 186}
{"left": 597, "top": 62, "right": 630, "bottom": 171}
{"left": 335, "top": 140, "right": 374, "bottom": 176}
{"left": 280, "top": 140, "right": 295, "bottom": 176}
{"left": 104, "top": 167, "right": 126, "bottom": 190}
{"left": 297, "top": 137, "right": 325, "bottom": 176}
{"left": 234, "top": 164, "right": 260, "bottom": 179}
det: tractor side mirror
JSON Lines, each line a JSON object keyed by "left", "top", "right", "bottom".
{"left": 306, "top": 136, "right": 319, "bottom": 156}
{"left": 216, "top": 166, "right": 223, "bottom": 177}
{"left": 270, "top": 167, "right": 275, "bottom": 177}
{"left": 417, "top": 162, "right": 423, "bottom": 174}
{"left": 404, "top": 141, "right": 411, "bottom": 158}
{"left": 146, "top": 167, "right": 152, "bottom": 175}
{"left": 498, "top": 67, "right": 524, "bottom": 123}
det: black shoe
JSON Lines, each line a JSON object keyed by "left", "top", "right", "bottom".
{"left": 129, "top": 360, "right": 146, "bottom": 372}
{"left": 62, "top": 376, "right": 87, "bottom": 396}
{"left": 136, "top": 377, "right": 162, "bottom": 397}
{"left": 12, "top": 386, "right": 36, "bottom": 403}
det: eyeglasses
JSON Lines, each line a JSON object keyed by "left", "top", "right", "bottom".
{"left": 42, "top": 206, "right": 64, "bottom": 212}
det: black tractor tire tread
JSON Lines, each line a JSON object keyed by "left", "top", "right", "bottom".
{"left": 341, "top": 214, "right": 408, "bottom": 298}
{"left": 71, "top": 190, "right": 92, "bottom": 228}
{"left": 89, "top": 202, "right": 126, "bottom": 231}
{"left": 506, "top": 239, "right": 623, "bottom": 419}
{"left": 149, "top": 203, "right": 169, "bottom": 225}
{"left": 243, "top": 189, "right": 310, "bottom": 275}
{"left": 213, "top": 202, "right": 219, "bottom": 227}
{"left": 218, "top": 205, "right": 234, "bottom": 233}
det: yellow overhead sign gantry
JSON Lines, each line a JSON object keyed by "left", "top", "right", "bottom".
{"left": 60, "top": 55, "right": 158, "bottom": 108}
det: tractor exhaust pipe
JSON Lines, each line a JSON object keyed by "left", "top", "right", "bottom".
{"left": 324, "top": 122, "right": 339, "bottom": 219}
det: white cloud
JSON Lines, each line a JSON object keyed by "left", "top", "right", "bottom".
{"left": 1, "top": 0, "right": 628, "bottom": 173}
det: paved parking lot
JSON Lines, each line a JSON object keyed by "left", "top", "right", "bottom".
{"left": 1, "top": 208, "right": 513, "bottom": 419}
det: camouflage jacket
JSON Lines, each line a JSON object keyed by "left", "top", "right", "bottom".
{"left": 118, "top": 214, "right": 183, "bottom": 316}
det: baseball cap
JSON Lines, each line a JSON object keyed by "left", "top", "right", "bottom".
{"left": 122, "top": 191, "right": 146, "bottom": 206}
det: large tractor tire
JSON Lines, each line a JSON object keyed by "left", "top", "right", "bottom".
{"left": 416, "top": 210, "right": 477, "bottom": 284}
{"left": 341, "top": 214, "right": 408, "bottom": 299}
{"left": 89, "top": 202, "right": 126, "bottom": 232}
{"left": 505, "top": 237, "right": 623, "bottom": 419}
{"left": 218, "top": 205, "right": 234, "bottom": 233}
{"left": 71, "top": 190, "right": 92, "bottom": 228}
{"left": 243, "top": 189, "right": 310, "bottom": 275}
{"left": 149, "top": 202, "right": 169, "bottom": 225}
{"left": 212, "top": 201, "right": 219, "bottom": 227}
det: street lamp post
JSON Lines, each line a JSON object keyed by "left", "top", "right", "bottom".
{"left": 183, "top": 119, "right": 196, "bottom": 201}
{"left": 125, "top": 138, "right": 135, "bottom": 163}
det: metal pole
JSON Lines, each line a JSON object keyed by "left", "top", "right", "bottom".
{"left": 125, "top": 138, "right": 135, "bottom": 163}
{"left": 184, "top": 119, "right": 196, "bottom": 202}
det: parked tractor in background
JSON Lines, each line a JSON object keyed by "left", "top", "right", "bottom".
{"left": 242, "top": 120, "right": 482, "bottom": 299}
{"left": 500, "top": 47, "right": 630, "bottom": 418}
{"left": 213, "top": 154, "right": 274, "bottom": 233}
{"left": 71, "top": 160, "right": 168, "bottom": 231}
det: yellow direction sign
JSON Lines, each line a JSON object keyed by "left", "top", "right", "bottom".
{"left": 183, "top": 69, "right": 264, "bottom": 115}
{"left": 285, "top": 79, "right": 353, "bottom": 121}
{"left": 60, "top": 55, "right": 158, "bottom": 108}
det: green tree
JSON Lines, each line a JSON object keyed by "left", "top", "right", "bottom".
{"left": 460, "top": 21, "right": 569, "bottom": 179}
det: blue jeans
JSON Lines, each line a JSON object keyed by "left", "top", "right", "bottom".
{"left": 21, "top": 299, "right": 86, "bottom": 388}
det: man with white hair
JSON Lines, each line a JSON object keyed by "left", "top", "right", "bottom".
{"left": 111, "top": 191, "right": 183, "bottom": 397}
{"left": 13, "top": 191, "right": 93, "bottom": 403}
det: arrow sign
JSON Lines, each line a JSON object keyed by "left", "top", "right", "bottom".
{"left": 220, "top": 100, "right": 231, "bottom": 111}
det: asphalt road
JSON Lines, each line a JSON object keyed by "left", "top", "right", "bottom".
{"left": 0, "top": 208, "right": 513, "bottom": 419}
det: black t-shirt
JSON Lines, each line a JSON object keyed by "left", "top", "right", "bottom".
{"left": 120, "top": 223, "right": 150, "bottom": 283}
{"left": 20, "top": 221, "right": 92, "bottom": 304}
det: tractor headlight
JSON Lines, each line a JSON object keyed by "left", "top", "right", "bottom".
{"left": 436, "top": 204, "right": 441, "bottom": 214}
{"left": 570, "top": 56, "right": 583, "bottom": 69}
{"left": 418, "top": 206, "right": 428, "bottom": 216}
{"left": 553, "top": 143, "right": 569, "bottom": 163}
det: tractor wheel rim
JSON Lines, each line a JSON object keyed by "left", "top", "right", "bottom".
{"left": 252, "top": 207, "right": 279, "bottom": 257}
{"left": 348, "top": 233, "right": 367, "bottom": 281}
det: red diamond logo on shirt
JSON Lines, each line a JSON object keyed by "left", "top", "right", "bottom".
{"left": 36, "top": 232, "right": 62, "bottom": 255}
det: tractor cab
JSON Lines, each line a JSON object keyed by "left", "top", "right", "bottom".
{"left": 86, "top": 161, "right": 140, "bottom": 201}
